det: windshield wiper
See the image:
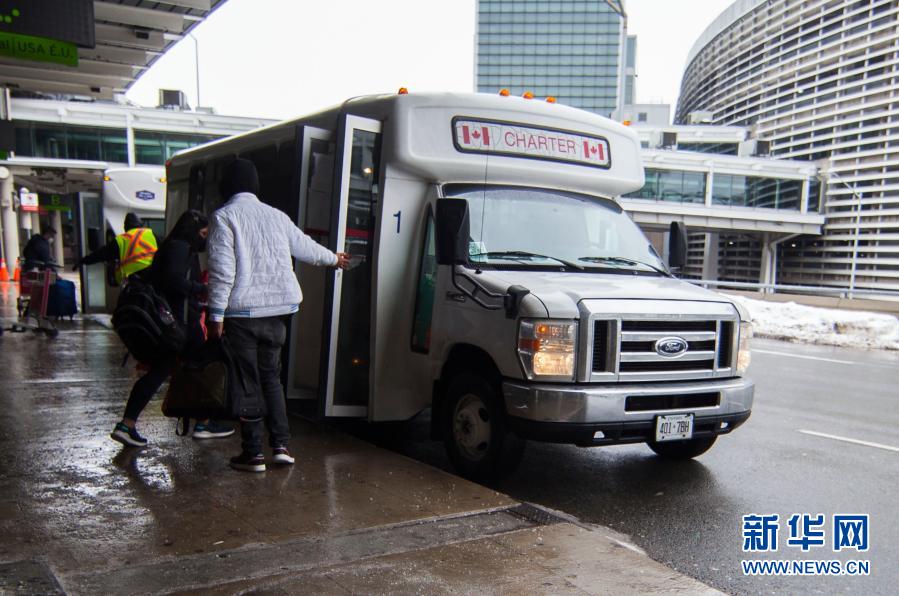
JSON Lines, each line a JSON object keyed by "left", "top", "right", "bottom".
{"left": 578, "top": 256, "right": 669, "bottom": 276}
{"left": 472, "top": 250, "right": 584, "bottom": 270}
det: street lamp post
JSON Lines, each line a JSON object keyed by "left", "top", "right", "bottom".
{"left": 827, "top": 172, "right": 862, "bottom": 298}
{"left": 188, "top": 32, "right": 200, "bottom": 108}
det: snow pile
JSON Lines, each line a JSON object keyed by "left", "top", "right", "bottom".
{"left": 728, "top": 294, "right": 899, "bottom": 351}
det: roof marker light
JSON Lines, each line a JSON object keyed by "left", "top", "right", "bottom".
{"left": 499, "top": 88, "right": 510, "bottom": 96}
{"left": 103, "top": 175, "right": 111, "bottom": 182}
{"left": 398, "top": 87, "right": 409, "bottom": 95}
{"left": 545, "top": 96, "right": 557, "bottom": 103}
{"left": 622, "top": 120, "right": 632, "bottom": 126}
{"left": 522, "top": 91, "right": 534, "bottom": 99}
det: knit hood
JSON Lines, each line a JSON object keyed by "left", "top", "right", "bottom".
{"left": 219, "top": 158, "right": 260, "bottom": 200}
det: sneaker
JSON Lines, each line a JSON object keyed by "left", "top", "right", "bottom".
{"left": 111, "top": 422, "right": 148, "bottom": 448}
{"left": 271, "top": 447, "right": 295, "bottom": 465}
{"left": 193, "top": 421, "right": 235, "bottom": 440}
{"left": 230, "top": 452, "right": 265, "bottom": 473}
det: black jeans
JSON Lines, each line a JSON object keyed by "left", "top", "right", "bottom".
{"left": 224, "top": 316, "right": 290, "bottom": 455}
{"left": 123, "top": 356, "right": 175, "bottom": 421}
{"left": 122, "top": 324, "right": 204, "bottom": 423}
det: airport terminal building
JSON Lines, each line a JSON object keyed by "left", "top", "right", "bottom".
{"left": 676, "top": 0, "right": 899, "bottom": 293}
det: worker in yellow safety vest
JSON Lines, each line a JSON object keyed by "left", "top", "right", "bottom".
{"left": 74, "top": 212, "right": 158, "bottom": 284}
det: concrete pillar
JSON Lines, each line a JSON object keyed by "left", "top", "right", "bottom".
{"left": 126, "top": 112, "right": 136, "bottom": 167}
{"left": 759, "top": 233, "right": 774, "bottom": 290}
{"left": 800, "top": 178, "right": 810, "bottom": 214}
{"left": 0, "top": 171, "right": 19, "bottom": 270}
{"left": 702, "top": 232, "right": 719, "bottom": 280}
{"left": 51, "top": 210, "right": 64, "bottom": 266}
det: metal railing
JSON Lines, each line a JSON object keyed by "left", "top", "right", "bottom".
{"left": 684, "top": 278, "right": 899, "bottom": 301}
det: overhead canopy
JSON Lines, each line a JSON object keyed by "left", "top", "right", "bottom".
{"left": 0, "top": 0, "right": 227, "bottom": 101}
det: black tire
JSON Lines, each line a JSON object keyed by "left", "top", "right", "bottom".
{"left": 648, "top": 436, "right": 717, "bottom": 460}
{"left": 442, "top": 372, "right": 525, "bottom": 482}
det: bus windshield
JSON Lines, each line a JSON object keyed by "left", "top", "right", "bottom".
{"left": 444, "top": 184, "right": 667, "bottom": 275}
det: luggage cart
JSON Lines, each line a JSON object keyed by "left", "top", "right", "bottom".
{"left": 11, "top": 258, "right": 59, "bottom": 337}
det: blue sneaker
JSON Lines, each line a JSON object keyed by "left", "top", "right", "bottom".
{"left": 193, "top": 420, "right": 235, "bottom": 440}
{"left": 111, "top": 422, "right": 148, "bottom": 448}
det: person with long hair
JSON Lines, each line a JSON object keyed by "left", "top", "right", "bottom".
{"left": 111, "top": 210, "right": 233, "bottom": 447}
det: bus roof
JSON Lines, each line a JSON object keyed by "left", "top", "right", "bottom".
{"left": 170, "top": 92, "right": 644, "bottom": 197}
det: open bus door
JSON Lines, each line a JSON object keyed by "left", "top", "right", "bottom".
{"left": 323, "top": 115, "right": 382, "bottom": 418}
{"left": 285, "top": 116, "right": 382, "bottom": 419}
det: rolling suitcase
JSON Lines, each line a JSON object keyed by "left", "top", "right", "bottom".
{"left": 46, "top": 279, "right": 77, "bottom": 319}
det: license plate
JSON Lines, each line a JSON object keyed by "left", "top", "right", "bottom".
{"left": 655, "top": 414, "right": 694, "bottom": 442}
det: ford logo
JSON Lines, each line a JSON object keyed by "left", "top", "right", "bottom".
{"left": 135, "top": 190, "right": 155, "bottom": 201}
{"left": 655, "top": 337, "right": 688, "bottom": 357}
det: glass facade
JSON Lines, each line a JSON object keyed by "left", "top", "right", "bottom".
{"left": 712, "top": 174, "right": 801, "bottom": 210}
{"left": 133, "top": 130, "right": 222, "bottom": 165}
{"left": 477, "top": 0, "right": 623, "bottom": 116}
{"left": 624, "top": 168, "right": 803, "bottom": 211}
{"left": 625, "top": 168, "right": 706, "bottom": 203}
{"left": 13, "top": 121, "right": 223, "bottom": 165}
{"left": 15, "top": 121, "right": 127, "bottom": 162}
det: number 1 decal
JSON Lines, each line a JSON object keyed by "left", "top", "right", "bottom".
{"left": 393, "top": 210, "right": 401, "bottom": 234}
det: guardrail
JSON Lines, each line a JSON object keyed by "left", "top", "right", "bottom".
{"left": 684, "top": 278, "right": 899, "bottom": 301}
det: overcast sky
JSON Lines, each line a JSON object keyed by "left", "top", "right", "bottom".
{"left": 126, "top": 0, "right": 735, "bottom": 122}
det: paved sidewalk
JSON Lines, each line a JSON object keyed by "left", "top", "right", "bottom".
{"left": 0, "top": 301, "right": 720, "bottom": 595}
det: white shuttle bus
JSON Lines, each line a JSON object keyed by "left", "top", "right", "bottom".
{"left": 77, "top": 167, "right": 167, "bottom": 312}
{"left": 101, "top": 166, "right": 167, "bottom": 237}
{"left": 165, "top": 92, "right": 754, "bottom": 480}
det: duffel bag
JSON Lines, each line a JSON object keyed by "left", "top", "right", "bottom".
{"left": 162, "top": 338, "right": 266, "bottom": 424}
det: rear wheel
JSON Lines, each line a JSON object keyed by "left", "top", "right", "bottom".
{"left": 443, "top": 372, "right": 525, "bottom": 482}
{"left": 648, "top": 436, "right": 717, "bottom": 460}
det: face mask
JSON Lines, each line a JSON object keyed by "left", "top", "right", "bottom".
{"left": 195, "top": 236, "right": 208, "bottom": 253}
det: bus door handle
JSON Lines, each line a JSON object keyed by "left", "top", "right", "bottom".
{"left": 445, "top": 291, "right": 467, "bottom": 303}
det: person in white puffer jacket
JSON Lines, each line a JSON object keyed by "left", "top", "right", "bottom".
{"left": 207, "top": 158, "right": 349, "bottom": 472}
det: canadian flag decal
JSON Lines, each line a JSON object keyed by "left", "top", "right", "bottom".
{"left": 461, "top": 124, "right": 491, "bottom": 147}
{"left": 583, "top": 140, "right": 606, "bottom": 162}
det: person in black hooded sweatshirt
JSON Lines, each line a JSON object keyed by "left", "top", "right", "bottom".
{"left": 110, "top": 209, "right": 234, "bottom": 447}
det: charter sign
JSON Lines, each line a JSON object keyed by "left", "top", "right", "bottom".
{"left": 453, "top": 119, "right": 611, "bottom": 169}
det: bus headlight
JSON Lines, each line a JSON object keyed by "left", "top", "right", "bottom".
{"left": 736, "top": 321, "right": 753, "bottom": 374}
{"left": 518, "top": 320, "right": 578, "bottom": 380}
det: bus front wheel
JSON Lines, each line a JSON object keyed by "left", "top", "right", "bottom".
{"left": 443, "top": 372, "right": 525, "bottom": 482}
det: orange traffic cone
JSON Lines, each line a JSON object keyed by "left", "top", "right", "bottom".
{"left": 12, "top": 262, "right": 19, "bottom": 282}
{"left": 0, "top": 258, "right": 8, "bottom": 282}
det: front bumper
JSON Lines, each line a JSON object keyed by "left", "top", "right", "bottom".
{"left": 503, "top": 377, "right": 754, "bottom": 446}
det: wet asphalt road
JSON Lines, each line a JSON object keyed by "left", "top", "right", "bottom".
{"left": 372, "top": 338, "right": 899, "bottom": 596}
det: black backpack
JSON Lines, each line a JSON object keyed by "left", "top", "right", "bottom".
{"left": 111, "top": 276, "right": 186, "bottom": 363}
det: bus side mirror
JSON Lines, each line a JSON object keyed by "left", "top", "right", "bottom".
{"left": 436, "top": 199, "right": 470, "bottom": 266}
{"left": 668, "top": 221, "right": 688, "bottom": 270}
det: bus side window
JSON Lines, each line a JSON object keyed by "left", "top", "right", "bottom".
{"left": 411, "top": 207, "right": 437, "bottom": 353}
